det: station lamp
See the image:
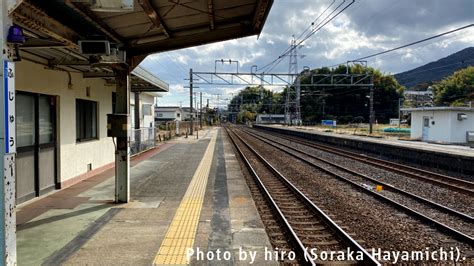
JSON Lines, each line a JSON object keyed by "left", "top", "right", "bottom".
{"left": 7, "top": 25, "right": 25, "bottom": 44}
{"left": 7, "top": 25, "right": 25, "bottom": 61}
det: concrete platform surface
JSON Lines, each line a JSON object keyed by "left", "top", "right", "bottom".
{"left": 263, "top": 124, "right": 474, "bottom": 157}
{"left": 16, "top": 127, "right": 275, "bottom": 265}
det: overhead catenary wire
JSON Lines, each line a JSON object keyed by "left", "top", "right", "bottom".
{"left": 328, "top": 23, "right": 474, "bottom": 68}
{"left": 262, "top": 0, "right": 351, "bottom": 73}
{"left": 257, "top": 0, "right": 354, "bottom": 74}
{"left": 294, "top": 0, "right": 337, "bottom": 42}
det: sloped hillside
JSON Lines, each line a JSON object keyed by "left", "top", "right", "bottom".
{"left": 395, "top": 47, "right": 474, "bottom": 89}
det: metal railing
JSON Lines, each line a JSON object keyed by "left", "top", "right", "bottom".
{"left": 130, "top": 127, "right": 156, "bottom": 155}
{"left": 155, "top": 120, "right": 204, "bottom": 141}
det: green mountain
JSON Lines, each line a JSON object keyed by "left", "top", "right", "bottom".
{"left": 395, "top": 47, "right": 474, "bottom": 89}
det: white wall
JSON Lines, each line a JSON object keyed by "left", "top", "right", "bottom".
{"left": 131, "top": 93, "right": 155, "bottom": 128}
{"left": 410, "top": 110, "right": 474, "bottom": 143}
{"left": 156, "top": 109, "right": 181, "bottom": 121}
{"left": 142, "top": 94, "right": 155, "bottom": 128}
{"left": 428, "top": 111, "right": 451, "bottom": 142}
{"left": 449, "top": 111, "right": 474, "bottom": 143}
{"left": 16, "top": 60, "right": 115, "bottom": 183}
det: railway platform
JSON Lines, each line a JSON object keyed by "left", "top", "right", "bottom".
{"left": 16, "top": 127, "right": 275, "bottom": 265}
{"left": 254, "top": 124, "right": 474, "bottom": 176}
{"left": 269, "top": 125, "right": 474, "bottom": 157}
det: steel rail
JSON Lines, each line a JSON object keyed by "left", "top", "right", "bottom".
{"left": 242, "top": 127, "right": 473, "bottom": 222}
{"left": 225, "top": 127, "right": 314, "bottom": 265}
{"left": 235, "top": 127, "right": 473, "bottom": 244}
{"left": 256, "top": 127, "right": 474, "bottom": 195}
{"left": 225, "top": 126, "right": 381, "bottom": 265}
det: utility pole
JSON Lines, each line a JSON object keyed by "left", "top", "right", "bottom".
{"left": 194, "top": 92, "right": 197, "bottom": 115}
{"left": 322, "top": 98, "right": 326, "bottom": 118}
{"left": 369, "top": 86, "right": 374, "bottom": 134}
{"left": 193, "top": 92, "right": 197, "bottom": 130}
{"left": 216, "top": 94, "right": 220, "bottom": 123}
{"left": 200, "top": 92, "right": 202, "bottom": 128}
{"left": 189, "top": 68, "right": 193, "bottom": 135}
{"left": 207, "top": 98, "right": 210, "bottom": 125}
{"left": 398, "top": 98, "right": 402, "bottom": 128}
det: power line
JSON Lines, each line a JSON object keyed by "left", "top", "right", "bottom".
{"left": 258, "top": 0, "right": 354, "bottom": 73}
{"left": 265, "top": 0, "right": 342, "bottom": 73}
{"left": 295, "top": 0, "right": 336, "bottom": 41}
{"left": 264, "top": 0, "right": 352, "bottom": 73}
{"left": 329, "top": 23, "right": 474, "bottom": 68}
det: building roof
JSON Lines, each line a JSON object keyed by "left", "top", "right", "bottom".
{"left": 257, "top": 114, "right": 285, "bottom": 117}
{"left": 131, "top": 66, "right": 169, "bottom": 92}
{"left": 11, "top": 0, "right": 272, "bottom": 57}
{"left": 401, "top": 107, "right": 474, "bottom": 112}
{"left": 156, "top": 106, "right": 181, "bottom": 111}
{"left": 181, "top": 107, "right": 197, "bottom": 112}
{"left": 10, "top": 0, "right": 273, "bottom": 91}
{"left": 404, "top": 91, "right": 433, "bottom": 95}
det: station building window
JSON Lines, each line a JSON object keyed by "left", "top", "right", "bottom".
{"left": 76, "top": 99, "right": 98, "bottom": 142}
{"left": 142, "top": 104, "right": 152, "bottom": 116}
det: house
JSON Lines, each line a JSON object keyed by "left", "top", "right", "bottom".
{"left": 256, "top": 114, "right": 286, "bottom": 124}
{"left": 0, "top": 0, "right": 273, "bottom": 258}
{"left": 181, "top": 107, "right": 198, "bottom": 120}
{"left": 15, "top": 61, "right": 168, "bottom": 203}
{"left": 404, "top": 87, "right": 434, "bottom": 107}
{"left": 401, "top": 107, "right": 474, "bottom": 144}
{"left": 131, "top": 92, "right": 160, "bottom": 129}
{"left": 155, "top": 106, "right": 183, "bottom": 123}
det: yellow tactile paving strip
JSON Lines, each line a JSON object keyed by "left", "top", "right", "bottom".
{"left": 154, "top": 131, "right": 217, "bottom": 265}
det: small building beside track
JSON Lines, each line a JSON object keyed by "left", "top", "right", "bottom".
{"left": 402, "top": 107, "right": 474, "bottom": 144}
{"left": 256, "top": 114, "right": 286, "bottom": 124}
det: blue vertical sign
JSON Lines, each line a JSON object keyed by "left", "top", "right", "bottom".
{"left": 3, "top": 61, "right": 15, "bottom": 154}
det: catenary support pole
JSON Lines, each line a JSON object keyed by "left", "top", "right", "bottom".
{"left": 369, "top": 85, "right": 374, "bottom": 134}
{"left": 189, "top": 68, "right": 193, "bottom": 135}
{"left": 0, "top": 1, "right": 17, "bottom": 264}
{"left": 200, "top": 92, "right": 202, "bottom": 128}
{"left": 114, "top": 68, "right": 130, "bottom": 203}
{"left": 398, "top": 98, "right": 402, "bottom": 128}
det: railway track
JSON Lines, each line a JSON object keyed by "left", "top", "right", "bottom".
{"left": 224, "top": 126, "right": 380, "bottom": 265}
{"left": 236, "top": 126, "right": 473, "bottom": 244}
{"left": 254, "top": 127, "right": 474, "bottom": 195}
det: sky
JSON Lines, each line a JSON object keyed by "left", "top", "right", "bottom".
{"left": 139, "top": 0, "right": 474, "bottom": 108}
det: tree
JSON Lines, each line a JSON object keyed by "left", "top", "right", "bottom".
{"left": 228, "top": 86, "right": 278, "bottom": 122}
{"left": 432, "top": 66, "right": 474, "bottom": 106}
{"left": 227, "top": 65, "right": 405, "bottom": 124}
{"left": 299, "top": 64, "right": 404, "bottom": 123}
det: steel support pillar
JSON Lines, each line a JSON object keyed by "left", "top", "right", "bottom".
{"left": 134, "top": 91, "right": 140, "bottom": 152}
{"left": 0, "top": 1, "right": 17, "bottom": 264}
{"left": 114, "top": 69, "right": 130, "bottom": 203}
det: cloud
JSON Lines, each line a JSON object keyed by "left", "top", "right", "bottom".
{"left": 141, "top": 0, "right": 473, "bottom": 106}
{"left": 170, "top": 84, "right": 185, "bottom": 93}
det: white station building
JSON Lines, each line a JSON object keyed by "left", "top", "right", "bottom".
{"left": 402, "top": 107, "right": 474, "bottom": 144}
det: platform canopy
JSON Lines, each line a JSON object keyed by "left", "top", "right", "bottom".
{"left": 9, "top": 0, "right": 273, "bottom": 87}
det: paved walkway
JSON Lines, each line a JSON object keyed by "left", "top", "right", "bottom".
{"left": 270, "top": 125, "right": 474, "bottom": 157}
{"left": 16, "top": 127, "right": 275, "bottom": 265}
